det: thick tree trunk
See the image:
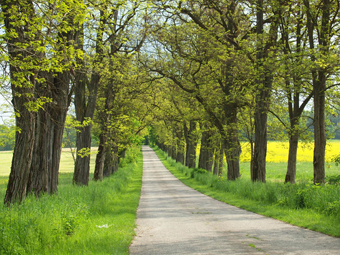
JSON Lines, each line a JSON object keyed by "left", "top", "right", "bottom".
{"left": 207, "top": 150, "right": 214, "bottom": 172}
{"left": 224, "top": 139, "right": 241, "bottom": 180}
{"left": 312, "top": 0, "right": 329, "bottom": 184}
{"left": 176, "top": 128, "right": 185, "bottom": 165}
{"left": 313, "top": 75, "right": 326, "bottom": 184}
{"left": 198, "top": 130, "right": 213, "bottom": 172}
{"left": 224, "top": 107, "right": 241, "bottom": 180}
{"left": 285, "top": 120, "right": 299, "bottom": 184}
{"left": 49, "top": 108, "right": 68, "bottom": 193}
{"left": 218, "top": 143, "right": 224, "bottom": 176}
{"left": 73, "top": 69, "right": 99, "bottom": 186}
{"left": 103, "top": 146, "right": 113, "bottom": 177}
{"left": 103, "top": 144, "right": 119, "bottom": 177}
{"left": 27, "top": 46, "right": 71, "bottom": 195}
{"left": 48, "top": 71, "right": 71, "bottom": 193}
{"left": 184, "top": 121, "right": 197, "bottom": 168}
{"left": 73, "top": 125, "right": 92, "bottom": 185}
{"left": 3, "top": 0, "right": 36, "bottom": 204}
{"left": 27, "top": 110, "right": 50, "bottom": 195}
{"left": 213, "top": 146, "right": 220, "bottom": 176}
{"left": 93, "top": 133, "right": 107, "bottom": 181}
{"left": 5, "top": 108, "right": 35, "bottom": 204}
{"left": 253, "top": 87, "right": 270, "bottom": 182}
{"left": 198, "top": 131, "right": 208, "bottom": 170}
{"left": 93, "top": 86, "right": 113, "bottom": 181}
{"left": 73, "top": 8, "right": 105, "bottom": 185}
{"left": 253, "top": 0, "right": 266, "bottom": 183}
{"left": 4, "top": 1, "right": 73, "bottom": 201}
{"left": 252, "top": 0, "right": 278, "bottom": 182}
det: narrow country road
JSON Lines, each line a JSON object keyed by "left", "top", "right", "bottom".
{"left": 129, "top": 146, "right": 340, "bottom": 254}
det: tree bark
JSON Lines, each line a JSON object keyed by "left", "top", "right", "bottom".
{"left": 27, "top": 109, "right": 50, "bottom": 195}
{"left": 176, "top": 127, "right": 185, "bottom": 165}
{"left": 213, "top": 145, "right": 220, "bottom": 175}
{"left": 3, "top": 0, "right": 36, "bottom": 204}
{"left": 30, "top": 84, "right": 70, "bottom": 194}
{"left": 285, "top": 128, "right": 299, "bottom": 183}
{"left": 93, "top": 84, "right": 113, "bottom": 181}
{"left": 73, "top": 125, "right": 92, "bottom": 185}
{"left": 4, "top": 107, "right": 35, "bottom": 204}
{"left": 93, "top": 133, "right": 107, "bottom": 181}
{"left": 184, "top": 121, "right": 197, "bottom": 168}
{"left": 4, "top": 0, "right": 74, "bottom": 201}
{"left": 218, "top": 142, "right": 224, "bottom": 176}
{"left": 281, "top": 10, "right": 312, "bottom": 184}
{"left": 313, "top": 73, "right": 326, "bottom": 184}
{"left": 103, "top": 145, "right": 113, "bottom": 177}
{"left": 252, "top": 0, "right": 278, "bottom": 182}
{"left": 73, "top": 8, "right": 106, "bottom": 185}
{"left": 103, "top": 143, "right": 119, "bottom": 177}
{"left": 313, "top": 0, "right": 329, "bottom": 184}
{"left": 198, "top": 130, "right": 213, "bottom": 172}
{"left": 224, "top": 106, "right": 241, "bottom": 180}
{"left": 304, "top": 0, "right": 328, "bottom": 184}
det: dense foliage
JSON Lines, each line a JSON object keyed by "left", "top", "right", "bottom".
{"left": 1, "top": 0, "right": 340, "bottom": 204}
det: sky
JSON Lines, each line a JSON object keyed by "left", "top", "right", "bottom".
{"left": 0, "top": 94, "right": 13, "bottom": 125}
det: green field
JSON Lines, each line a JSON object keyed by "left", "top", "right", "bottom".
{"left": 0, "top": 149, "right": 96, "bottom": 177}
{"left": 0, "top": 151, "right": 12, "bottom": 176}
{"left": 239, "top": 161, "right": 340, "bottom": 183}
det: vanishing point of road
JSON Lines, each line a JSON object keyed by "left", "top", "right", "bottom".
{"left": 129, "top": 146, "right": 340, "bottom": 254}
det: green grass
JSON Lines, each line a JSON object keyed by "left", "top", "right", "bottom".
{"left": 239, "top": 162, "right": 340, "bottom": 182}
{"left": 0, "top": 146, "right": 143, "bottom": 255}
{"left": 154, "top": 147, "right": 340, "bottom": 237}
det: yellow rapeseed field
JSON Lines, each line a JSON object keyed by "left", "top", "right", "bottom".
{"left": 240, "top": 140, "right": 340, "bottom": 163}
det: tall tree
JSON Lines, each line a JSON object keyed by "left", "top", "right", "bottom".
{"left": 73, "top": 0, "right": 142, "bottom": 185}
{"left": 270, "top": 2, "right": 314, "bottom": 183}
{"left": 2, "top": 0, "right": 85, "bottom": 203}
{"left": 73, "top": 2, "right": 107, "bottom": 185}
{"left": 2, "top": 0, "right": 36, "bottom": 203}
{"left": 27, "top": 6, "right": 82, "bottom": 195}
{"left": 252, "top": 0, "right": 280, "bottom": 182}
{"left": 304, "top": 0, "right": 339, "bottom": 183}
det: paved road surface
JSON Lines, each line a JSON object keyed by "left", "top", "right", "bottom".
{"left": 129, "top": 146, "right": 340, "bottom": 254}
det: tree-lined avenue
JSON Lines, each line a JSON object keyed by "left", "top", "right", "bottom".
{"left": 130, "top": 146, "right": 340, "bottom": 254}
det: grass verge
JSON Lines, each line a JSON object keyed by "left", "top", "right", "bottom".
{"left": 0, "top": 146, "right": 143, "bottom": 255}
{"left": 153, "top": 147, "right": 340, "bottom": 238}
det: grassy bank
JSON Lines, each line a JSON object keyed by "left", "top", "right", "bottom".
{"left": 0, "top": 146, "right": 143, "bottom": 255}
{"left": 153, "top": 147, "right": 340, "bottom": 237}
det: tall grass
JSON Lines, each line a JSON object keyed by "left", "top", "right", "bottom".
{"left": 0, "top": 146, "right": 143, "bottom": 255}
{"left": 155, "top": 147, "right": 340, "bottom": 237}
